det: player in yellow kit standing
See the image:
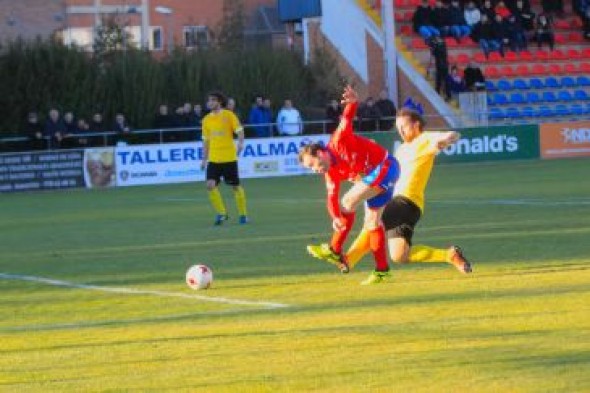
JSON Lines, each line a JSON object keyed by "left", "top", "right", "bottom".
{"left": 200, "top": 91, "right": 249, "bottom": 225}
{"left": 344, "top": 107, "right": 472, "bottom": 274}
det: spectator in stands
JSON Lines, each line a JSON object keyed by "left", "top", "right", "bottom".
{"left": 495, "top": 1, "right": 512, "bottom": 19}
{"left": 472, "top": 14, "right": 505, "bottom": 58}
{"left": 513, "top": 0, "right": 536, "bottom": 34}
{"left": 412, "top": 0, "right": 441, "bottom": 40}
{"left": 506, "top": 0, "right": 530, "bottom": 13}
{"left": 325, "top": 99, "right": 342, "bottom": 133}
{"left": 535, "top": 13, "right": 555, "bottom": 50}
{"left": 464, "top": 61, "right": 487, "bottom": 91}
{"left": 89, "top": 112, "right": 105, "bottom": 133}
{"left": 24, "top": 111, "right": 44, "bottom": 150}
{"left": 247, "top": 96, "right": 272, "bottom": 138}
{"left": 428, "top": 36, "right": 452, "bottom": 101}
{"left": 75, "top": 118, "right": 91, "bottom": 147}
{"left": 61, "top": 111, "right": 78, "bottom": 149}
{"left": 464, "top": 1, "right": 482, "bottom": 28}
{"left": 573, "top": 0, "right": 589, "bottom": 19}
{"left": 153, "top": 104, "right": 176, "bottom": 129}
{"left": 542, "top": 0, "right": 564, "bottom": 17}
{"left": 113, "top": 113, "right": 132, "bottom": 144}
{"left": 447, "top": 65, "right": 466, "bottom": 98}
{"left": 358, "top": 96, "right": 382, "bottom": 131}
{"left": 582, "top": 7, "right": 590, "bottom": 40}
{"left": 480, "top": 0, "right": 496, "bottom": 20}
{"left": 504, "top": 14, "right": 528, "bottom": 52}
{"left": 375, "top": 89, "right": 397, "bottom": 131}
{"left": 276, "top": 99, "right": 303, "bottom": 136}
{"left": 432, "top": 1, "right": 454, "bottom": 38}
{"left": 193, "top": 104, "right": 205, "bottom": 127}
{"left": 44, "top": 108, "right": 66, "bottom": 149}
{"left": 448, "top": 0, "right": 472, "bottom": 41}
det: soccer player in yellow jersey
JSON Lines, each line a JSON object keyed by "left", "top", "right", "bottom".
{"left": 200, "top": 92, "right": 248, "bottom": 225}
{"left": 344, "top": 107, "right": 472, "bottom": 275}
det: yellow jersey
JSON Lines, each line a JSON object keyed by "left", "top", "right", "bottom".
{"left": 202, "top": 109, "right": 243, "bottom": 163}
{"left": 394, "top": 132, "right": 443, "bottom": 212}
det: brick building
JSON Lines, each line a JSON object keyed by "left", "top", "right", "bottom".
{"left": 0, "top": 0, "right": 286, "bottom": 51}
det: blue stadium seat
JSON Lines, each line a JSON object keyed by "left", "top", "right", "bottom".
{"left": 555, "top": 104, "right": 571, "bottom": 116}
{"left": 509, "top": 93, "right": 526, "bottom": 104}
{"left": 526, "top": 91, "right": 542, "bottom": 103}
{"left": 585, "top": 103, "right": 590, "bottom": 114}
{"left": 542, "top": 91, "right": 558, "bottom": 102}
{"left": 489, "top": 107, "right": 505, "bottom": 120}
{"left": 536, "top": 105, "right": 555, "bottom": 117}
{"left": 561, "top": 77, "right": 576, "bottom": 88}
{"left": 512, "top": 79, "right": 529, "bottom": 90}
{"left": 492, "top": 93, "right": 509, "bottom": 105}
{"left": 521, "top": 106, "right": 535, "bottom": 117}
{"left": 485, "top": 80, "right": 497, "bottom": 91}
{"left": 545, "top": 77, "right": 561, "bottom": 88}
{"left": 574, "top": 90, "right": 589, "bottom": 101}
{"left": 529, "top": 78, "right": 545, "bottom": 89}
{"left": 505, "top": 107, "right": 522, "bottom": 119}
{"left": 576, "top": 76, "right": 590, "bottom": 87}
{"left": 570, "top": 104, "right": 585, "bottom": 116}
{"left": 558, "top": 91, "right": 574, "bottom": 102}
{"left": 497, "top": 80, "right": 512, "bottom": 91}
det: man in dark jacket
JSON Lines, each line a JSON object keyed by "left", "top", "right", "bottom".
{"left": 374, "top": 90, "right": 397, "bottom": 131}
{"left": 412, "top": 0, "right": 440, "bottom": 39}
{"left": 464, "top": 62, "right": 486, "bottom": 91}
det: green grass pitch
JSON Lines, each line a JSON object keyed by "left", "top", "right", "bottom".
{"left": 1, "top": 158, "right": 589, "bottom": 392}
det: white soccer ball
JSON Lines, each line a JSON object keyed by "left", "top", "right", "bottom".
{"left": 186, "top": 264, "right": 213, "bottom": 290}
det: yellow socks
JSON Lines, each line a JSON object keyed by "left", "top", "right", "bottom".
{"left": 408, "top": 245, "right": 448, "bottom": 263}
{"left": 233, "top": 186, "right": 248, "bottom": 216}
{"left": 345, "top": 229, "right": 371, "bottom": 268}
{"left": 208, "top": 187, "right": 227, "bottom": 215}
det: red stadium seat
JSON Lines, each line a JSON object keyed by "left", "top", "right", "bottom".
{"left": 400, "top": 25, "right": 412, "bottom": 35}
{"left": 582, "top": 48, "right": 590, "bottom": 59}
{"left": 564, "top": 63, "right": 578, "bottom": 74}
{"left": 489, "top": 52, "right": 503, "bottom": 62}
{"left": 566, "top": 49, "right": 582, "bottom": 59}
{"left": 444, "top": 37, "right": 459, "bottom": 48}
{"left": 411, "top": 37, "right": 428, "bottom": 49}
{"left": 514, "top": 64, "right": 529, "bottom": 76}
{"left": 554, "top": 33, "right": 567, "bottom": 44}
{"left": 473, "top": 52, "right": 487, "bottom": 63}
{"left": 535, "top": 50, "right": 549, "bottom": 61}
{"left": 518, "top": 50, "right": 533, "bottom": 61}
{"left": 580, "top": 62, "right": 590, "bottom": 73}
{"left": 500, "top": 65, "right": 515, "bottom": 77}
{"left": 485, "top": 65, "right": 500, "bottom": 78}
{"left": 395, "top": 0, "right": 407, "bottom": 7}
{"left": 504, "top": 51, "right": 518, "bottom": 62}
{"left": 571, "top": 17, "right": 583, "bottom": 28}
{"left": 549, "top": 49, "right": 566, "bottom": 60}
{"left": 456, "top": 53, "right": 470, "bottom": 64}
{"left": 531, "top": 63, "right": 547, "bottom": 75}
{"left": 554, "top": 20, "right": 569, "bottom": 29}
{"left": 548, "top": 63, "right": 563, "bottom": 74}
{"left": 568, "top": 32, "right": 584, "bottom": 42}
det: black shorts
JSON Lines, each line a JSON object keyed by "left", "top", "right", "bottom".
{"left": 206, "top": 161, "right": 240, "bottom": 186}
{"left": 381, "top": 195, "right": 422, "bottom": 245}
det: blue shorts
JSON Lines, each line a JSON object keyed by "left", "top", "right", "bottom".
{"left": 362, "top": 155, "right": 400, "bottom": 209}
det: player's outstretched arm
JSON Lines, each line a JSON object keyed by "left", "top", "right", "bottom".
{"left": 335, "top": 85, "right": 359, "bottom": 137}
{"left": 434, "top": 131, "right": 461, "bottom": 151}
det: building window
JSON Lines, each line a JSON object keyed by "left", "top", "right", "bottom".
{"left": 63, "top": 27, "right": 94, "bottom": 50}
{"left": 183, "top": 26, "right": 208, "bottom": 49}
{"left": 151, "top": 27, "right": 163, "bottom": 50}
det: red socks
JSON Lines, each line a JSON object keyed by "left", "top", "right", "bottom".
{"left": 369, "top": 226, "right": 389, "bottom": 271}
{"left": 330, "top": 211, "right": 355, "bottom": 254}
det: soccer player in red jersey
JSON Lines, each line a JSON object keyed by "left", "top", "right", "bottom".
{"left": 299, "top": 85, "right": 400, "bottom": 285}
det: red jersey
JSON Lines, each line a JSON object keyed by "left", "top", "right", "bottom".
{"left": 324, "top": 101, "right": 388, "bottom": 218}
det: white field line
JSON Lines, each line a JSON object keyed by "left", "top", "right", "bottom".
{"left": 0, "top": 273, "right": 290, "bottom": 309}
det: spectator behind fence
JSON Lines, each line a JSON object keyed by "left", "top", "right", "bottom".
{"left": 535, "top": 12, "right": 555, "bottom": 51}
{"left": 75, "top": 118, "right": 91, "bottom": 147}
{"left": 90, "top": 112, "right": 105, "bottom": 133}
{"left": 583, "top": 8, "right": 590, "bottom": 40}
{"left": 428, "top": 36, "right": 451, "bottom": 101}
{"left": 247, "top": 95, "right": 272, "bottom": 138}
{"left": 464, "top": 61, "right": 486, "bottom": 91}
{"left": 513, "top": 0, "right": 536, "bottom": 35}
{"left": 113, "top": 113, "right": 132, "bottom": 144}
{"left": 325, "top": 99, "right": 342, "bottom": 133}
{"left": 375, "top": 90, "right": 397, "bottom": 131}
{"left": 464, "top": 1, "right": 482, "bottom": 28}
{"left": 62, "top": 111, "right": 78, "bottom": 148}
{"left": 412, "top": 0, "right": 440, "bottom": 39}
{"left": 276, "top": 99, "right": 303, "bottom": 136}
{"left": 448, "top": 66, "right": 466, "bottom": 99}
{"left": 472, "top": 14, "right": 505, "bottom": 59}
{"left": 24, "top": 111, "right": 44, "bottom": 150}
{"left": 153, "top": 104, "right": 176, "bottom": 130}
{"left": 44, "top": 108, "right": 66, "bottom": 148}
{"left": 358, "top": 96, "right": 382, "bottom": 132}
